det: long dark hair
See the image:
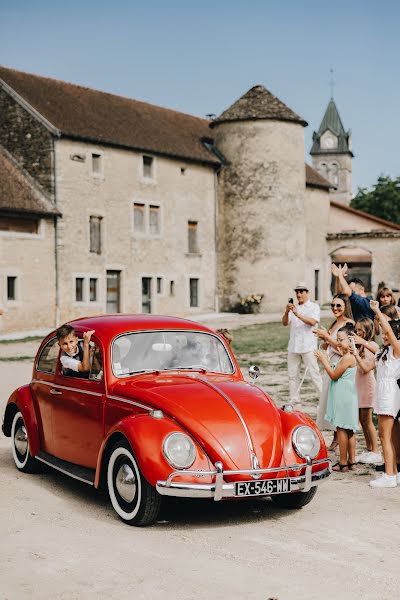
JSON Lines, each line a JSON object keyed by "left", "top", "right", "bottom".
{"left": 376, "top": 319, "right": 400, "bottom": 362}
{"left": 329, "top": 294, "right": 354, "bottom": 331}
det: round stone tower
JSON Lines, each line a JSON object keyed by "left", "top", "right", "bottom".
{"left": 211, "top": 85, "right": 309, "bottom": 312}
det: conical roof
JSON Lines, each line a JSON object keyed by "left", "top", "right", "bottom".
{"left": 310, "top": 99, "right": 352, "bottom": 155}
{"left": 210, "top": 85, "right": 307, "bottom": 128}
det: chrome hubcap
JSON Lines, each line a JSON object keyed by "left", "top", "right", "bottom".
{"left": 115, "top": 463, "right": 136, "bottom": 503}
{"left": 15, "top": 424, "right": 28, "bottom": 456}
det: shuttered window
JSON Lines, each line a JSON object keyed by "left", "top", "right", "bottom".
{"left": 188, "top": 221, "right": 199, "bottom": 253}
{"left": 90, "top": 216, "right": 102, "bottom": 254}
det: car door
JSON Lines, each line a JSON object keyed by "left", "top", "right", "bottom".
{"left": 51, "top": 336, "right": 105, "bottom": 468}
{"left": 31, "top": 336, "right": 60, "bottom": 455}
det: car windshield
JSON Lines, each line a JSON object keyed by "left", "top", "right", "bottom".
{"left": 112, "top": 330, "right": 234, "bottom": 376}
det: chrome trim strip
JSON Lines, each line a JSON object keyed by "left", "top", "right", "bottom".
{"left": 31, "top": 380, "right": 102, "bottom": 397}
{"left": 35, "top": 455, "right": 94, "bottom": 485}
{"left": 106, "top": 395, "right": 152, "bottom": 412}
{"left": 195, "top": 376, "right": 255, "bottom": 460}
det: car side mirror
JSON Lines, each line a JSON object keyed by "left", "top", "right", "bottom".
{"left": 248, "top": 365, "right": 260, "bottom": 383}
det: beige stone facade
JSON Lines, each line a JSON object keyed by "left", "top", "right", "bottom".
{"left": 1, "top": 66, "right": 399, "bottom": 334}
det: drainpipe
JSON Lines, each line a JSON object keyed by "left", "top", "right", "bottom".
{"left": 52, "top": 137, "right": 60, "bottom": 327}
{"left": 213, "top": 169, "right": 219, "bottom": 313}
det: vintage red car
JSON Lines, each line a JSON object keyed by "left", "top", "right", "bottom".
{"left": 2, "top": 314, "right": 331, "bottom": 526}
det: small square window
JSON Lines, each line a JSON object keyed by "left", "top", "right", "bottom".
{"left": 143, "top": 155, "right": 154, "bottom": 178}
{"left": 149, "top": 205, "right": 160, "bottom": 235}
{"left": 133, "top": 203, "right": 145, "bottom": 232}
{"left": 90, "top": 278, "right": 98, "bottom": 302}
{"left": 92, "top": 153, "right": 102, "bottom": 174}
{"left": 7, "top": 276, "right": 17, "bottom": 301}
{"left": 75, "top": 278, "right": 84, "bottom": 302}
{"left": 157, "top": 277, "right": 162, "bottom": 294}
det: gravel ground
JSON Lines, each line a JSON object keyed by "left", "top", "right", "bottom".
{"left": 0, "top": 343, "right": 398, "bottom": 600}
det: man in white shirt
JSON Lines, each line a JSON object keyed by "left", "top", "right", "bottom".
{"left": 282, "top": 283, "right": 322, "bottom": 405}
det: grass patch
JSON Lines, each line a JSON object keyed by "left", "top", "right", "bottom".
{"left": 0, "top": 356, "right": 34, "bottom": 362}
{"left": 232, "top": 318, "right": 331, "bottom": 356}
{"left": 0, "top": 336, "right": 42, "bottom": 345}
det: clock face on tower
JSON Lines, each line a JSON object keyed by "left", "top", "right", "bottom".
{"left": 323, "top": 136, "right": 334, "bottom": 148}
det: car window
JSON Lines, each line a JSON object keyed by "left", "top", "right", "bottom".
{"left": 112, "top": 330, "right": 234, "bottom": 377}
{"left": 60, "top": 340, "right": 103, "bottom": 381}
{"left": 37, "top": 337, "right": 59, "bottom": 374}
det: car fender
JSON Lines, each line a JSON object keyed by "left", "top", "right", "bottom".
{"left": 95, "top": 413, "right": 211, "bottom": 489}
{"left": 2, "top": 386, "right": 40, "bottom": 456}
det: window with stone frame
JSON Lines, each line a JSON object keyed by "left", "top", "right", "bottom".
{"left": 189, "top": 278, "right": 199, "bottom": 307}
{"left": 75, "top": 278, "right": 84, "bottom": 302}
{"left": 7, "top": 276, "right": 17, "bottom": 301}
{"left": 149, "top": 205, "right": 160, "bottom": 235}
{"left": 133, "top": 203, "right": 145, "bottom": 232}
{"left": 90, "top": 216, "right": 102, "bottom": 254}
{"left": 142, "top": 155, "right": 154, "bottom": 179}
{"left": 0, "top": 216, "right": 39, "bottom": 234}
{"left": 188, "top": 221, "right": 199, "bottom": 253}
{"left": 90, "top": 278, "right": 98, "bottom": 302}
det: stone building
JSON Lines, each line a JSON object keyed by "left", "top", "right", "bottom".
{"left": 0, "top": 65, "right": 398, "bottom": 333}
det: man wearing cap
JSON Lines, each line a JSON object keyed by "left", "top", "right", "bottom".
{"left": 282, "top": 283, "right": 322, "bottom": 405}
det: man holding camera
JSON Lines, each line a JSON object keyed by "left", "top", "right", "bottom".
{"left": 282, "top": 283, "right": 322, "bottom": 405}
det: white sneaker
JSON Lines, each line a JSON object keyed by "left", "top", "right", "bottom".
{"left": 357, "top": 451, "right": 383, "bottom": 464}
{"left": 369, "top": 473, "right": 397, "bottom": 488}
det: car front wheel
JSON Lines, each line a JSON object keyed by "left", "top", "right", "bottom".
{"left": 271, "top": 486, "right": 317, "bottom": 509}
{"left": 11, "top": 411, "right": 39, "bottom": 473}
{"left": 107, "top": 440, "right": 161, "bottom": 526}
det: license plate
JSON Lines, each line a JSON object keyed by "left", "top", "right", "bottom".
{"left": 235, "top": 478, "right": 291, "bottom": 496}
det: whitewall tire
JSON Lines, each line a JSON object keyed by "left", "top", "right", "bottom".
{"left": 11, "top": 411, "right": 38, "bottom": 473}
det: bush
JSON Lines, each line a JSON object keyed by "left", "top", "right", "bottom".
{"left": 231, "top": 294, "right": 264, "bottom": 314}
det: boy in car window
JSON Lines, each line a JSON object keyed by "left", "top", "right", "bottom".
{"left": 56, "top": 324, "right": 95, "bottom": 378}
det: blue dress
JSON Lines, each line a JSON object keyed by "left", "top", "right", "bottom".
{"left": 325, "top": 363, "right": 358, "bottom": 431}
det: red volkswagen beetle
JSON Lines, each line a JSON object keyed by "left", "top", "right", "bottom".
{"left": 2, "top": 315, "right": 331, "bottom": 526}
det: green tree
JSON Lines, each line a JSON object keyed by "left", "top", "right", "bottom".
{"left": 350, "top": 175, "right": 400, "bottom": 224}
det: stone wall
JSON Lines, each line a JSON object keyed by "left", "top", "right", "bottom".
{"left": 55, "top": 138, "right": 217, "bottom": 324}
{"left": 304, "top": 186, "right": 331, "bottom": 304}
{"left": 0, "top": 85, "right": 54, "bottom": 196}
{"left": 215, "top": 119, "right": 307, "bottom": 312}
{"left": 0, "top": 218, "right": 56, "bottom": 333}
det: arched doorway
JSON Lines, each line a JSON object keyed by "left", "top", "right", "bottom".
{"left": 330, "top": 245, "right": 372, "bottom": 294}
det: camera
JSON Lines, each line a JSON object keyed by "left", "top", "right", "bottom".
{"left": 288, "top": 298, "right": 293, "bottom": 304}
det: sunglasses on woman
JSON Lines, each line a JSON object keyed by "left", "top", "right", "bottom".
{"left": 331, "top": 303, "right": 344, "bottom": 309}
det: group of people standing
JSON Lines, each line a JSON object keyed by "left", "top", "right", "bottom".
{"left": 282, "top": 264, "right": 400, "bottom": 489}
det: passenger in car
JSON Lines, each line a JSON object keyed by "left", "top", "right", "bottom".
{"left": 56, "top": 324, "right": 95, "bottom": 378}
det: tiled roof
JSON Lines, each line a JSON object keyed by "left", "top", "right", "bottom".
{"left": 0, "top": 148, "right": 60, "bottom": 216}
{"left": 0, "top": 65, "right": 219, "bottom": 166}
{"left": 305, "top": 164, "right": 332, "bottom": 189}
{"left": 211, "top": 85, "right": 307, "bottom": 127}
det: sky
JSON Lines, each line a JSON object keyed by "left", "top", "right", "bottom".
{"left": 1, "top": 0, "right": 399, "bottom": 194}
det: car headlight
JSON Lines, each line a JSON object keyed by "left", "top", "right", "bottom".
{"left": 163, "top": 433, "right": 197, "bottom": 469}
{"left": 292, "top": 426, "right": 320, "bottom": 459}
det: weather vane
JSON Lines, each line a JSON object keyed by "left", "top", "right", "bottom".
{"left": 330, "top": 68, "right": 335, "bottom": 100}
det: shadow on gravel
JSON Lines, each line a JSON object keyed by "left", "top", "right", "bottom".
{"left": 0, "top": 447, "right": 303, "bottom": 529}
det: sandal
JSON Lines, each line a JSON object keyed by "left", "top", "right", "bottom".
{"left": 332, "top": 462, "right": 349, "bottom": 472}
{"left": 347, "top": 462, "right": 357, "bottom": 471}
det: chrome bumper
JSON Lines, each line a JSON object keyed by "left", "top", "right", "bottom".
{"left": 156, "top": 457, "right": 331, "bottom": 501}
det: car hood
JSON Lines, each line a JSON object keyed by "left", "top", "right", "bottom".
{"left": 111, "top": 374, "right": 283, "bottom": 470}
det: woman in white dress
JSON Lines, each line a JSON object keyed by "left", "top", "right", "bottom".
{"left": 313, "top": 294, "right": 354, "bottom": 450}
{"left": 357, "top": 301, "right": 400, "bottom": 488}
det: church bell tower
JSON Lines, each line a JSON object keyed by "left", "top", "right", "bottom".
{"left": 310, "top": 97, "right": 353, "bottom": 204}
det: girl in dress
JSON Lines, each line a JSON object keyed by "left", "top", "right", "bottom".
{"left": 357, "top": 301, "right": 400, "bottom": 488}
{"left": 315, "top": 323, "right": 358, "bottom": 471}
{"left": 351, "top": 318, "right": 380, "bottom": 464}
{"left": 313, "top": 294, "right": 354, "bottom": 450}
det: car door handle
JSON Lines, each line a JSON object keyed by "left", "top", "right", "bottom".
{"left": 50, "top": 388, "right": 62, "bottom": 395}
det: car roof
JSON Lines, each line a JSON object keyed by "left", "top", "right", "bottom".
{"left": 62, "top": 314, "right": 216, "bottom": 346}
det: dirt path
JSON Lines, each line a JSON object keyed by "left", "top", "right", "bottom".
{"left": 0, "top": 360, "right": 397, "bottom": 600}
